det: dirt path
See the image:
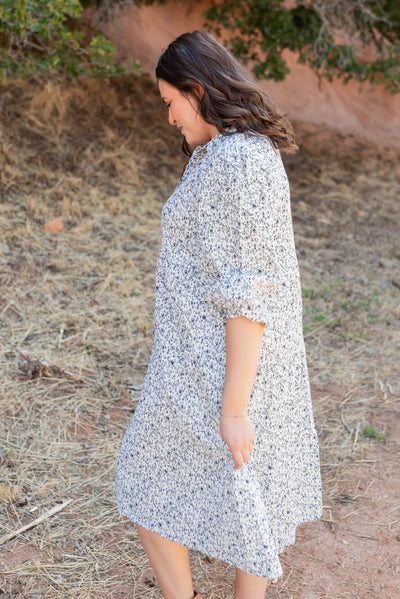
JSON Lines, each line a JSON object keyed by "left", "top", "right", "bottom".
{"left": 276, "top": 397, "right": 400, "bottom": 599}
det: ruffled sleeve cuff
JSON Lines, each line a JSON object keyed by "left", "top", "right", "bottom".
{"left": 204, "top": 270, "right": 282, "bottom": 326}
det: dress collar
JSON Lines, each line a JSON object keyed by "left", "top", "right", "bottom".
{"left": 192, "top": 129, "right": 238, "bottom": 159}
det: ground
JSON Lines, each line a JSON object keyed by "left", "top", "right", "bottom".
{"left": 0, "top": 76, "right": 399, "bottom": 598}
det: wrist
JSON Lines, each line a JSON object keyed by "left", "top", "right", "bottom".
{"left": 221, "top": 396, "right": 249, "bottom": 418}
{"left": 220, "top": 411, "right": 248, "bottom": 418}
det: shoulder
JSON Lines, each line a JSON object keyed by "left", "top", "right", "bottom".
{"left": 207, "top": 132, "right": 283, "bottom": 172}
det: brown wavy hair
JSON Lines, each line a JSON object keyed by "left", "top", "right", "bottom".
{"left": 156, "top": 30, "right": 298, "bottom": 156}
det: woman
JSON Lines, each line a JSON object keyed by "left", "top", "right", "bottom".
{"left": 116, "top": 31, "right": 322, "bottom": 599}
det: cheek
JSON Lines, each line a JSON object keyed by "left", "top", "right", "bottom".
{"left": 181, "top": 97, "right": 199, "bottom": 122}
{"left": 188, "top": 108, "right": 204, "bottom": 132}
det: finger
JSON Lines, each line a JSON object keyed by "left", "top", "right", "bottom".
{"left": 244, "top": 442, "right": 254, "bottom": 460}
{"left": 242, "top": 451, "right": 250, "bottom": 463}
{"left": 231, "top": 449, "right": 244, "bottom": 470}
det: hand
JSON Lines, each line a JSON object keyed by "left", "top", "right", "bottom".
{"left": 220, "top": 414, "right": 255, "bottom": 470}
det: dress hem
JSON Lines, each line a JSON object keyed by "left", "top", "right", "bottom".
{"left": 117, "top": 505, "right": 321, "bottom": 580}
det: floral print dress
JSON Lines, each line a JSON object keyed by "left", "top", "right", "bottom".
{"left": 116, "top": 131, "right": 322, "bottom": 580}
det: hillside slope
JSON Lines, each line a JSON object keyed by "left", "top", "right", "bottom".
{"left": 0, "top": 76, "right": 399, "bottom": 599}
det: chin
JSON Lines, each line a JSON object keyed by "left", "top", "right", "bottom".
{"left": 186, "top": 135, "right": 208, "bottom": 146}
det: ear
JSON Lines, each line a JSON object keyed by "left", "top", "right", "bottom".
{"left": 192, "top": 83, "right": 205, "bottom": 100}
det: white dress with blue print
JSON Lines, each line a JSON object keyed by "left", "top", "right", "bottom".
{"left": 116, "top": 131, "right": 322, "bottom": 580}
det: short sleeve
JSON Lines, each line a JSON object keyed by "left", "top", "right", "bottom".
{"left": 198, "top": 136, "right": 294, "bottom": 327}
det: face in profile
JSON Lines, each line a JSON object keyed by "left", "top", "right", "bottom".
{"left": 158, "top": 79, "right": 218, "bottom": 146}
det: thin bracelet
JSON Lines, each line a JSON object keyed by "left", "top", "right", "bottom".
{"left": 220, "top": 412, "right": 248, "bottom": 418}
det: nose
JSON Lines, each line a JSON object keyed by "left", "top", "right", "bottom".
{"left": 168, "top": 108, "right": 175, "bottom": 126}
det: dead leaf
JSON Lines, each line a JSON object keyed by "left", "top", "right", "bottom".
{"left": 18, "top": 351, "right": 52, "bottom": 378}
{"left": 44, "top": 218, "right": 63, "bottom": 233}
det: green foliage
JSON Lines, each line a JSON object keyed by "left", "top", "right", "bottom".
{"left": 0, "top": 0, "right": 139, "bottom": 82}
{"left": 362, "top": 425, "right": 386, "bottom": 441}
{"left": 2, "top": 0, "right": 399, "bottom": 90}
{"left": 304, "top": 305, "right": 341, "bottom": 331}
{"left": 202, "top": 0, "right": 400, "bottom": 93}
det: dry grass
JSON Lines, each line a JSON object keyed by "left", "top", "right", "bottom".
{"left": 0, "top": 75, "right": 399, "bottom": 598}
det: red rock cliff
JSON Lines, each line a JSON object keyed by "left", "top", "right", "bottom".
{"left": 94, "top": 1, "right": 400, "bottom": 150}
